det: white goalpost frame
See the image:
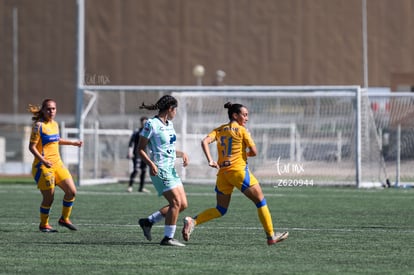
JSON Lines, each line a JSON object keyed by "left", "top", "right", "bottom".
{"left": 73, "top": 85, "right": 364, "bottom": 186}
{"left": 357, "top": 88, "right": 362, "bottom": 188}
{"left": 72, "top": 88, "right": 414, "bottom": 187}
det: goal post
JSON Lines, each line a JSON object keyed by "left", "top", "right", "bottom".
{"left": 68, "top": 85, "right": 396, "bottom": 187}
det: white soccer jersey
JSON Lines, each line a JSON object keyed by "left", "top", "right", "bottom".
{"left": 140, "top": 117, "right": 177, "bottom": 169}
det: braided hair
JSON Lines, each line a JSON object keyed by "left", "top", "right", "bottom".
{"left": 224, "top": 102, "right": 245, "bottom": 121}
{"left": 28, "top": 98, "right": 55, "bottom": 122}
{"left": 140, "top": 95, "right": 178, "bottom": 112}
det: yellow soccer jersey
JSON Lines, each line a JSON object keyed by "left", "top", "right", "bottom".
{"left": 30, "top": 120, "right": 61, "bottom": 166}
{"left": 208, "top": 121, "right": 255, "bottom": 173}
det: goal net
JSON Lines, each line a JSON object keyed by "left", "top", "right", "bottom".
{"left": 70, "top": 86, "right": 393, "bottom": 187}
{"left": 173, "top": 87, "right": 385, "bottom": 187}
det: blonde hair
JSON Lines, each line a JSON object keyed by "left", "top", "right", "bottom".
{"left": 28, "top": 98, "right": 55, "bottom": 122}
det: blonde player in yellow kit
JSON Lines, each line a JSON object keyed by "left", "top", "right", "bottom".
{"left": 28, "top": 99, "right": 83, "bottom": 232}
{"left": 182, "top": 102, "right": 288, "bottom": 245}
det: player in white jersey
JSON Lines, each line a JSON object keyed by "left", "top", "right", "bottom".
{"left": 142, "top": 117, "right": 177, "bottom": 173}
{"left": 137, "top": 95, "right": 190, "bottom": 247}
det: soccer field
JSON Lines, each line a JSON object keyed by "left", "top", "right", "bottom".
{"left": 0, "top": 183, "right": 413, "bottom": 274}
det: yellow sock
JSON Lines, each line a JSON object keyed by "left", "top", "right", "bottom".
{"left": 257, "top": 204, "right": 274, "bottom": 237}
{"left": 195, "top": 208, "right": 222, "bottom": 225}
{"left": 61, "top": 198, "right": 75, "bottom": 220}
{"left": 40, "top": 205, "right": 51, "bottom": 226}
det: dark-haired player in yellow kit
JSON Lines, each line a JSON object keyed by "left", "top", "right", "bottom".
{"left": 28, "top": 99, "right": 83, "bottom": 232}
{"left": 182, "top": 102, "right": 288, "bottom": 245}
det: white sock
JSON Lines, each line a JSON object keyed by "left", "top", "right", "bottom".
{"left": 164, "top": 225, "right": 176, "bottom": 239}
{"left": 148, "top": 211, "right": 164, "bottom": 224}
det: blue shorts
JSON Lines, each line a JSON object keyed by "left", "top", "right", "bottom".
{"left": 150, "top": 167, "right": 182, "bottom": 196}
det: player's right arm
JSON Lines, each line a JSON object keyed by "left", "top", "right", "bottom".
{"left": 28, "top": 122, "right": 52, "bottom": 168}
{"left": 137, "top": 136, "right": 157, "bottom": 176}
{"left": 243, "top": 127, "right": 257, "bottom": 157}
{"left": 246, "top": 145, "right": 257, "bottom": 157}
{"left": 201, "top": 135, "right": 219, "bottom": 169}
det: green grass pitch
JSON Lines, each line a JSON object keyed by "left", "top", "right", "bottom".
{"left": 0, "top": 182, "right": 413, "bottom": 274}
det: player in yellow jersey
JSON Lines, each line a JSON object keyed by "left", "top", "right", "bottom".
{"left": 28, "top": 99, "right": 83, "bottom": 232}
{"left": 182, "top": 102, "right": 288, "bottom": 245}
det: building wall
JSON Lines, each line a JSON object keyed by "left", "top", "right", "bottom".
{"left": 1, "top": 0, "right": 414, "bottom": 115}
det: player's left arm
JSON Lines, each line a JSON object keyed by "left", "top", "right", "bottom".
{"left": 244, "top": 128, "right": 257, "bottom": 157}
{"left": 59, "top": 138, "right": 83, "bottom": 147}
{"left": 176, "top": 150, "right": 189, "bottom": 167}
{"left": 246, "top": 145, "right": 257, "bottom": 157}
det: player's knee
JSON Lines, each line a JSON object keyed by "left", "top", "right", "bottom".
{"left": 216, "top": 205, "right": 227, "bottom": 216}
{"left": 180, "top": 200, "right": 188, "bottom": 211}
{"left": 170, "top": 198, "right": 187, "bottom": 212}
{"left": 68, "top": 189, "right": 77, "bottom": 198}
{"left": 64, "top": 189, "right": 76, "bottom": 200}
{"left": 255, "top": 198, "right": 267, "bottom": 208}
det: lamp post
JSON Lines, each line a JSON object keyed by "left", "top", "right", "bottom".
{"left": 192, "top": 65, "right": 205, "bottom": 86}
{"left": 214, "top": 70, "right": 226, "bottom": 85}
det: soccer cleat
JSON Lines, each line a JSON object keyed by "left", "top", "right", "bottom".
{"left": 267, "top": 231, "right": 289, "bottom": 245}
{"left": 138, "top": 218, "right": 153, "bottom": 241}
{"left": 160, "top": 237, "right": 186, "bottom": 247}
{"left": 182, "top": 216, "right": 195, "bottom": 241}
{"left": 58, "top": 217, "right": 78, "bottom": 231}
{"left": 39, "top": 224, "right": 58, "bottom": 233}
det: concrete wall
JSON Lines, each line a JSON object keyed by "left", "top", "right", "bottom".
{"left": 2, "top": 0, "right": 414, "bottom": 116}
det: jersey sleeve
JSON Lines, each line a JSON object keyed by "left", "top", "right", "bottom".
{"left": 207, "top": 127, "right": 218, "bottom": 141}
{"left": 30, "top": 122, "right": 41, "bottom": 144}
{"left": 140, "top": 119, "right": 153, "bottom": 139}
{"left": 243, "top": 127, "right": 256, "bottom": 148}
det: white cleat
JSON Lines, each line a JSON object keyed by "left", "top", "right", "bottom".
{"left": 182, "top": 216, "right": 195, "bottom": 241}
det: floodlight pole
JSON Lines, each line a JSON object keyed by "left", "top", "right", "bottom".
{"left": 357, "top": 0, "right": 367, "bottom": 188}
{"left": 76, "top": 0, "right": 85, "bottom": 186}
{"left": 76, "top": 0, "right": 85, "bottom": 127}
{"left": 362, "top": 0, "right": 368, "bottom": 90}
{"left": 12, "top": 7, "right": 19, "bottom": 130}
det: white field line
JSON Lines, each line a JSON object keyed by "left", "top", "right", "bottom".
{"left": 2, "top": 223, "right": 411, "bottom": 234}
{"left": 1, "top": 189, "right": 413, "bottom": 201}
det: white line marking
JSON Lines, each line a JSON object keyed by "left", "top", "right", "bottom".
{"left": 3, "top": 223, "right": 412, "bottom": 234}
